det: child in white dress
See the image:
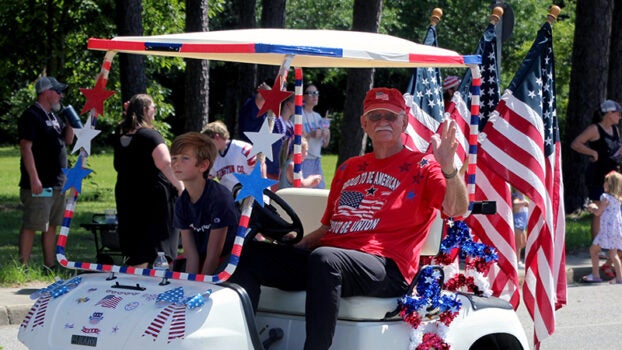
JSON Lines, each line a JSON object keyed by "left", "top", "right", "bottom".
{"left": 583, "top": 171, "right": 622, "bottom": 283}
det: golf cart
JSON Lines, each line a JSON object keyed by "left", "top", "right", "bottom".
{"left": 18, "top": 28, "right": 529, "bottom": 350}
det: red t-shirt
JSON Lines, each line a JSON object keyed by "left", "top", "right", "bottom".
{"left": 320, "top": 148, "right": 446, "bottom": 283}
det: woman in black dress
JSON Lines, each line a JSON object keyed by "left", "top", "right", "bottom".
{"left": 113, "top": 94, "right": 184, "bottom": 267}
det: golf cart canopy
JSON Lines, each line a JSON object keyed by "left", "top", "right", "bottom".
{"left": 88, "top": 28, "right": 480, "bottom": 68}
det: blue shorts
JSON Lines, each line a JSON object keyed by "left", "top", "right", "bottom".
{"left": 513, "top": 211, "right": 527, "bottom": 231}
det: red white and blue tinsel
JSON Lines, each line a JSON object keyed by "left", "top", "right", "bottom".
{"left": 398, "top": 219, "right": 498, "bottom": 350}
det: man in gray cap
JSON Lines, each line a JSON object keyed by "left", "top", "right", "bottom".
{"left": 17, "top": 76, "right": 74, "bottom": 271}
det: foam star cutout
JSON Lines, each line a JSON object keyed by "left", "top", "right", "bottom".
{"left": 79, "top": 76, "right": 115, "bottom": 116}
{"left": 233, "top": 164, "right": 277, "bottom": 207}
{"left": 256, "top": 79, "right": 293, "bottom": 117}
{"left": 62, "top": 155, "right": 93, "bottom": 194}
{"left": 71, "top": 115, "right": 101, "bottom": 155}
{"left": 244, "top": 118, "right": 284, "bottom": 161}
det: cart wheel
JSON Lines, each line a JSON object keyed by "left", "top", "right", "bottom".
{"left": 97, "top": 253, "right": 115, "bottom": 265}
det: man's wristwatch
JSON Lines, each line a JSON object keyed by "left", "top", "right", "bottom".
{"left": 442, "top": 167, "right": 458, "bottom": 179}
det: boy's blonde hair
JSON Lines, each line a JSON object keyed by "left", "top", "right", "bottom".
{"left": 604, "top": 171, "right": 622, "bottom": 201}
{"left": 201, "top": 120, "right": 230, "bottom": 140}
{"left": 171, "top": 132, "right": 217, "bottom": 177}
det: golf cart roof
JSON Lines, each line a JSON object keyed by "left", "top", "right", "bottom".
{"left": 88, "top": 28, "right": 480, "bottom": 68}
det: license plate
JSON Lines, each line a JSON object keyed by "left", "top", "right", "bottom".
{"left": 71, "top": 334, "right": 98, "bottom": 347}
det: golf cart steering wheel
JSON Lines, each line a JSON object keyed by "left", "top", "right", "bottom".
{"left": 243, "top": 188, "right": 304, "bottom": 245}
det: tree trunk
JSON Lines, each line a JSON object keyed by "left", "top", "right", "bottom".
{"left": 184, "top": 0, "right": 210, "bottom": 132}
{"left": 115, "top": 0, "right": 146, "bottom": 103}
{"left": 337, "top": 0, "right": 383, "bottom": 166}
{"left": 563, "top": 0, "right": 613, "bottom": 213}
{"left": 608, "top": 0, "right": 622, "bottom": 103}
{"left": 257, "top": 0, "right": 287, "bottom": 87}
{"left": 233, "top": 0, "right": 258, "bottom": 138}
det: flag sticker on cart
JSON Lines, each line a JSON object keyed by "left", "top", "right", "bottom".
{"left": 95, "top": 295, "right": 122, "bottom": 309}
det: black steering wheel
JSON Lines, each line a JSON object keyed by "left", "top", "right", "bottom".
{"left": 236, "top": 187, "right": 304, "bottom": 245}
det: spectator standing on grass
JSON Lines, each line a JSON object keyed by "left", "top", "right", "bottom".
{"left": 113, "top": 94, "right": 184, "bottom": 268}
{"left": 18, "top": 76, "right": 74, "bottom": 270}
{"left": 583, "top": 171, "right": 622, "bottom": 284}
{"left": 301, "top": 84, "right": 329, "bottom": 189}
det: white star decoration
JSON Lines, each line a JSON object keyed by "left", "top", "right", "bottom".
{"left": 244, "top": 118, "right": 284, "bottom": 161}
{"left": 71, "top": 115, "right": 101, "bottom": 155}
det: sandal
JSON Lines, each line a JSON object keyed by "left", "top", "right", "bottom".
{"left": 608, "top": 279, "right": 622, "bottom": 285}
{"left": 581, "top": 274, "right": 603, "bottom": 283}
{"left": 600, "top": 264, "right": 615, "bottom": 279}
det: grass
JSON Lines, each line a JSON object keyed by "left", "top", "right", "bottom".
{"left": 0, "top": 146, "right": 591, "bottom": 286}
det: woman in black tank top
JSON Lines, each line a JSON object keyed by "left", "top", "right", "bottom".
{"left": 571, "top": 100, "right": 622, "bottom": 240}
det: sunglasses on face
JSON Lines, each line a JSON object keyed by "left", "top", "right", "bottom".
{"left": 305, "top": 91, "right": 320, "bottom": 96}
{"left": 366, "top": 112, "right": 399, "bottom": 122}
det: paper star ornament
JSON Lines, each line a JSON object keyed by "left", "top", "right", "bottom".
{"left": 257, "top": 79, "right": 293, "bottom": 117}
{"left": 244, "top": 118, "right": 284, "bottom": 161}
{"left": 233, "top": 165, "right": 277, "bottom": 207}
{"left": 71, "top": 115, "right": 101, "bottom": 155}
{"left": 62, "top": 155, "right": 93, "bottom": 194}
{"left": 79, "top": 76, "right": 115, "bottom": 116}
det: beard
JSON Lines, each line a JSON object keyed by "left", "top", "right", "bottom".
{"left": 51, "top": 102, "right": 62, "bottom": 112}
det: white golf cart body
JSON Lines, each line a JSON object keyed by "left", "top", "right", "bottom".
{"left": 18, "top": 29, "right": 529, "bottom": 350}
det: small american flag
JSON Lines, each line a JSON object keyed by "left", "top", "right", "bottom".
{"left": 335, "top": 191, "right": 384, "bottom": 220}
{"left": 95, "top": 294, "right": 122, "bottom": 309}
{"left": 402, "top": 23, "right": 444, "bottom": 153}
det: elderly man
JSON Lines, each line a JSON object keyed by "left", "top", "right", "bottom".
{"left": 231, "top": 87, "right": 468, "bottom": 350}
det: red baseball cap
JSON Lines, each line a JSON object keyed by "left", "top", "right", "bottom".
{"left": 363, "top": 87, "right": 407, "bottom": 115}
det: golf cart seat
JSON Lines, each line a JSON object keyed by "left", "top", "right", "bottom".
{"left": 258, "top": 187, "right": 444, "bottom": 321}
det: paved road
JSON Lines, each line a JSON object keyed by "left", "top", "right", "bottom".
{"left": 3, "top": 282, "right": 621, "bottom": 350}
{"left": 516, "top": 282, "right": 622, "bottom": 350}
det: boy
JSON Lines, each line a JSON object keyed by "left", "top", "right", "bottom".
{"left": 202, "top": 120, "right": 260, "bottom": 192}
{"left": 171, "top": 132, "right": 239, "bottom": 274}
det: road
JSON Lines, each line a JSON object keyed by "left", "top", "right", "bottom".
{"left": 2, "top": 282, "right": 621, "bottom": 350}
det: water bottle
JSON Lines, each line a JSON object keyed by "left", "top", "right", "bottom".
{"left": 153, "top": 252, "right": 170, "bottom": 285}
{"left": 153, "top": 252, "right": 169, "bottom": 270}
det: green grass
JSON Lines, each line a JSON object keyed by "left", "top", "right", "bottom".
{"left": 0, "top": 146, "right": 591, "bottom": 286}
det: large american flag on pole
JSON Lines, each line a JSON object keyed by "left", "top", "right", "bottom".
{"left": 452, "top": 23, "right": 521, "bottom": 308}
{"left": 402, "top": 24, "right": 444, "bottom": 153}
{"left": 478, "top": 21, "right": 566, "bottom": 348}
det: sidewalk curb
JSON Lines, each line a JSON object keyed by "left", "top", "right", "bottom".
{"left": 0, "top": 304, "right": 32, "bottom": 326}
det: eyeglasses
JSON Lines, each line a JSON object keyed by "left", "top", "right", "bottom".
{"left": 366, "top": 112, "right": 400, "bottom": 122}
{"left": 305, "top": 91, "right": 320, "bottom": 96}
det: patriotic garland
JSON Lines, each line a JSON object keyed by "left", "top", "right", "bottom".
{"left": 398, "top": 219, "right": 498, "bottom": 349}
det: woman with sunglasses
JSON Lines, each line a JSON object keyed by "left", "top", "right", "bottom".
{"left": 301, "top": 84, "right": 329, "bottom": 188}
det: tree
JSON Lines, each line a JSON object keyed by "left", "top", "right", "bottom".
{"left": 337, "top": 0, "right": 383, "bottom": 165}
{"left": 184, "top": 0, "right": 210, "bottom": 131}
{"left": 116, "top": 0, "right": 147, "bottom": 103}
{"left": 563, "top": 0, "right": 613, "bottom": 212}
{"left": 608, "top": 0, "right": 622, "bottom": 103}
{"left": 257, "top": 0, "right": 288, "bottom": 87}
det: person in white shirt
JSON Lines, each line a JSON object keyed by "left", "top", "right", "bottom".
{"left": 301, "top": 84, "right": 330, "bottom": 188}
{"left": 202, "top": 120, "right": 259, "bottom": 192}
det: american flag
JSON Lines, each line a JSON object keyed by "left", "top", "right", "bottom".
{"left": 95, "top": 294, "right": 122, "bottom": 309}
{"left": 402, "top": 24, "right": 444, "bottom": 153}
{"left": 335, "top": 191, "right": 384, "bottom": 220}
{"left": 478, "top": 21, "right": 566, "bottom": 348}
{"left": 451, "top": 23, "right": 521, "bottom": 308}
